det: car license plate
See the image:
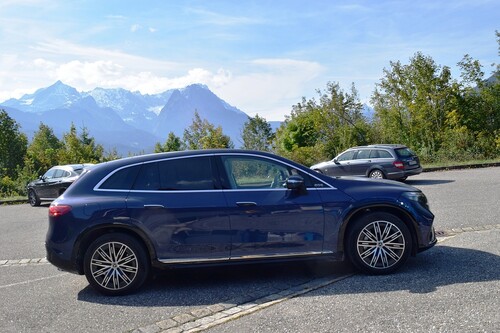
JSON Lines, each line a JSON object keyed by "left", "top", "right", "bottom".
{"left": 409, "top": 160, "right": 417, "bottom": 165}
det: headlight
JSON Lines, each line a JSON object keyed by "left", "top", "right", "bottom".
{"left": 402, "top": 191, "right": 430, "bottom": 210}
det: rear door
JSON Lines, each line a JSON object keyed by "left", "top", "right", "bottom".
{"left": 125, "top": 155, "right": 231, "bottom": 262}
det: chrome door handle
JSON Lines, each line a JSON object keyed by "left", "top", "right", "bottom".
{"left": 143, "top": 204, "right": 165, "bottom": 208}
{"left": 236, "top": 202, "right": 257, "bottom": 207}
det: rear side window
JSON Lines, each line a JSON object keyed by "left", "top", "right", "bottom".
{"left": 356, "top": 150, "right": 371, "bottom": 159}
{"left": 371, "top": 150, "right": 392, "bottom": 158}
{"left": 157, "top": 156, "right": 214, "bottom": 190}
{"left": 100, "top": 165, "right": 141, "bottom": 190}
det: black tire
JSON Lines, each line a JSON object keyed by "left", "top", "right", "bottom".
{"left": 346, "top": 212, "right": 412, "bottom": 275}
{"left": 369, "top": 169, "right": 385, "bottom": 179}
{"left": 83, "top": 233, "right": 150, "bottom": 296}
{"left": 28, "top": 189, "right": 41, "bottom": 207}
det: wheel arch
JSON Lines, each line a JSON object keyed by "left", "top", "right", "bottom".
{"left": 73, "top": 223, "right": 156, "bottom": 274}
{"left": 338, "top": 205, "right": 420, "bottom": 256}
{"left": 366, "top": 166, "right": 387, "bottom": 178}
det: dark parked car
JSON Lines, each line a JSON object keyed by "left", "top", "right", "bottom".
{"left": 27, "top": 164, "right": 93, "bottom": 206}
{"left": 310, "top": 144, "right": 422, "bottom": 181}
{"left": 46, "top": 150, "right": 435, "bottom": 295}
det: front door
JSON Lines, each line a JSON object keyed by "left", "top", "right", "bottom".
{"left": 217, "top": 155, "right": 325, "bottom": 259}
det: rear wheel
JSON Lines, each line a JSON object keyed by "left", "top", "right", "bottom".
{"left": 369, "top": 169, "right": 385, "bottom": 179}
{"left": 28, "top": 189, "right": 41, "bottom": 207}
{"left": 83, "top": 233, "right": 150, "bottom": 296}
{"left": 346, "top": 212, "right": 412, "bottom": 274}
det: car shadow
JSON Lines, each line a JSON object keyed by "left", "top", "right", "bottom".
{"left": 77, "top": 244, "right": 499, "bottom": 306}
{"left": 405, "top": 179, "right": 455, "bottom": 186}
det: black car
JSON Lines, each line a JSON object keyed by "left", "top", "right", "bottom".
{"left": 310, "top": 144, "right": 422, "bottom": 181}
{"left": 46, "top": 150, "right": 436, "bottom": 295}
{"left": 27, "top": 164, "right": 93, "bottom": 206}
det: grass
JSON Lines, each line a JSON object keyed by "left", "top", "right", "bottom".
{"left": 422, "top": 157, "right": 500, "bottom": 169}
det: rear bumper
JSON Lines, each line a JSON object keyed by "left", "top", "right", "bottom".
{"left": 387, "top": 166, "right": 423, "bottom": 179}
{"left": 45, "top": 243, "right": 82, "bottom": 275}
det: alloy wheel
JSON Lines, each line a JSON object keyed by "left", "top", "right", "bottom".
{"left": 89, "top": 241, "right": 139, "bottom": 291}
{"left": 356, "top": 220, "right": 405, "bottom": 269}
{"left": 369, "top": 170, "right": 384, "bottom": 179}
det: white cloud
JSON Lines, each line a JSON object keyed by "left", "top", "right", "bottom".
{"left": 213, "top": 59, "right": 325, "bottom": 120}
{"left": 130, "top": 24, "right": 142, "bottom": 32}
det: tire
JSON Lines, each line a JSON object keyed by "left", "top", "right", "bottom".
{"left": 28, "top": 189, "right": 41, "bottom": 207}
{"left": 346, "top": 212, "right": 412, "bottom": 275}
{"left": 83, "top": 233, "right": 150, "bottom": 296}
{"left": 369, "top": 169, "right": 385, "bottom": 179}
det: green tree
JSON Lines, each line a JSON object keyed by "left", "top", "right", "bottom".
{"left": 59, "top": 124, "right": 104, "bottom": 164}
{"left": 25, "top": 123, "right": 63, "bottom": 174}
{"left": 241, "top": 114, "right": 274, "bottom": 151}
{"left": 155, "top": 132, "right": 183, "bottom": 152}
{"left": 371, "top": 52, "right": 457, "bottom": 160}
{"left": 274, "top": 82, "right": 369, "bottom": 165}
{"left": 183, "top": 111, "right": 233, "bottom": 149}
{"left": 0, "top": 109, "right": 28, "bottom": 179}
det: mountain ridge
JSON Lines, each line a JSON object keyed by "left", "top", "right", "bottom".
{"left": 0, "top": 82, "right": 253, "bottom": 154}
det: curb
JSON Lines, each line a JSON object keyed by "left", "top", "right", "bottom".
{"left": 422, "top": 161, "right": 500, "bottom": 173}
{"left": 0, "top": 198, "right": 28, "bottom": 205}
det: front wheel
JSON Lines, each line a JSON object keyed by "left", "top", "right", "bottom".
{"left": 84, "top": 233, "right": 150, "bottom": 296}
{"left": 28, "top": 189, "right": 41, "bottom": 207}
{"left": 346, "top": 212, "right": 412, "bottom": 274}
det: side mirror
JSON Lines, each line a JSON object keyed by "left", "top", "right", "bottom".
{"left": 333, "top": 158, "right": 339, "bottom": 164}
{"left": 286, "top": 175, "right": 306, "bottom": 192}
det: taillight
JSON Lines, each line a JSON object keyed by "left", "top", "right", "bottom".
{"left": 49, "top": 205, "right": 72, "bottom": 217}
{"left": 393, "top": 161, "right": 404, "bottom": 169}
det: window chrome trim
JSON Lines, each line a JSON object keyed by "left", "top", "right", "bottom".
{"left": 94, "top": 152, "right": 335, "bottom": 192}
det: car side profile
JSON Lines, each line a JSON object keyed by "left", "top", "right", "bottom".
{"left": 27, "top": 164, "right": 93, "bottom": 207}
{"left": 310, "top": 144, "right": 422, "bottom": 181}
{"left": 46, "top": 150, "right": 436, "bottom": 295}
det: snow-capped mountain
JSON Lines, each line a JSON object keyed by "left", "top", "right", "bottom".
{"left": 0, "top": 81, "right": 256, "bottom": 154}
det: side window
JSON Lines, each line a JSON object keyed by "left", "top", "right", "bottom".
{"left": 53, "top": 169, "right": 65, "bottom": 178}
{"left": 157, "top": 156, "right": 214, "bottom": 190}
{"left": 133, "top": 163, "right": 161, "bottom": 190}
{"left": 43, "top": 169, "right": 56, "bottom": 179}
{"left": 100, "top": 165, "right": 141, "bottom": 190}
{"left": 378, "top": 150, "right": 393, "bottom": 158}
{"left": 356, "top": 150, "right": 371, "bottom": 159}
{"left": 220, "top": 156, "right": 313, "bottom": 189}
{"left": 337, "top": 150, "right": 356, "bottom": 162}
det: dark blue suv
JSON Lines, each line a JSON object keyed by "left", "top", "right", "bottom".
{"left": 46, "top": 150, "right": 436, "bottom": 295}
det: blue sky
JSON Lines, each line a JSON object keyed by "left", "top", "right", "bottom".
{"left": 0, "top": 0, "right": 498, "bottom": 120}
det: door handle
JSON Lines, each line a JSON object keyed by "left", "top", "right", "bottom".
{"left": 236, "top": 202, "right": 257, "bottom": 207}
{"left": 143, "top": 204, "right": 165, "bottom": 208}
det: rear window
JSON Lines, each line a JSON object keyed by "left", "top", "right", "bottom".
{"left": 100, "top": 165, "right": 141, "bottom": 190}
{"left": 395, "top": 148, "right": 415, "bottom": 158}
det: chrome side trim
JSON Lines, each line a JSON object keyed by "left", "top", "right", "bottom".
{"left": 158, "top": 250, "right": 334, "bottom": 264}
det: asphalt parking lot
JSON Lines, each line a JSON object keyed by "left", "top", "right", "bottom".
{"left": 0, "top": 167, "right": 499, "bottom": 333}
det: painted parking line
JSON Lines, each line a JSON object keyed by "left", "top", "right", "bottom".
{"left": 0, "top": 272, "right": 68, "bottom": 290}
